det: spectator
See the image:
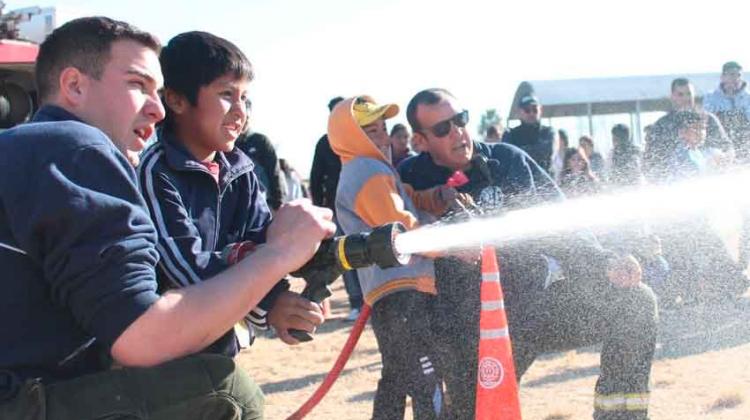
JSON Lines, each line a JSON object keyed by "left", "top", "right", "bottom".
{"left": 310, "top": 96, "right": 364, "bottom": 321}
{"left": 644, "top": 77, "right": 732, "bottom": 182}
{"left": 390, "top": 123, "right": 416, "bottom": 167}
{"left": 235, "top": 99, "right": 287, "bottom": 210}
{"left": 703, "top": 61, "right": 750, "bottom": 162}
{"left": 280, "top": 158, "right": 308, "bottom": 201}
{"left": 503, "top": 94, "right": 556, "bottom": 173}
{"left": 550, "top": 128, "right": 570, "bottom": 182}
{"left": 483, "top": 123, "right": 504, "bottom": 143}
{"left": 0, "top": 17, "right": 334, "bottom": 419}
{"left": 559, "top": 147, "right": 601, "bottom": 198}
{"left": 609, "top": 123, "right": 643, "bottom": 187}
{"left": 579, "top": 134, "right": 606, "bottom": 179}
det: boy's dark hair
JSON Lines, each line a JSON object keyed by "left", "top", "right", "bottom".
{"left": 160, "top": 31, "right": 253, "bottom": 106}
{"left": 611, "top": 123, "right": 630, "bottom": 141}
{"left": 674, "top": 110, "right": 706, "bottom": 130}
{"left": 390, "top": 123, "right": 408, "bottom": 137}
{"left": 406, "top": 88, "right": 454, "bottom": 132}
{"left": 671, "top": 77, "right": 691, "bottom": 92}
{"left": 35, "top": 16, "right": 160, "bottom": 102}
{"left": 328, "top": 96, "right": 344, "bottom": 112}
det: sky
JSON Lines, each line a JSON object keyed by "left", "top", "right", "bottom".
{"left": 7, "top": 0, "right": 750, "bottom": 174}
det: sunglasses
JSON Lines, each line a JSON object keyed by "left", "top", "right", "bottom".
{"left": 423, "top": 110, "right": 469, "bottom": 138}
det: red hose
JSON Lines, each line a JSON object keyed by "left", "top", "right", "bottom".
{"left": 286, "top": 303, "right": 372, "bottom": 420}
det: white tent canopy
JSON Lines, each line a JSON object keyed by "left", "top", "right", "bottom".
{"left": 508, "top": 73, "right": 721, "bottom": 121}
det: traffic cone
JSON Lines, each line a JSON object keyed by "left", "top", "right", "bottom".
{"left": 475, "top": 245, "right": 522, "bottom": 420}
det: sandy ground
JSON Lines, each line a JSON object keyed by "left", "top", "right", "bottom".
{"left": 240, "top": 280, "right": 750, "bottom": 420}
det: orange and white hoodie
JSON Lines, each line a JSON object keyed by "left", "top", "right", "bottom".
{"left": 328, "top": 96, "right": 448, "bottom": 305}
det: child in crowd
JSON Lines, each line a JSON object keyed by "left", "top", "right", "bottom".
{"left": 138, "top": 31, "right": 321, "bottom": 355}
{"left": 328, "top": 95, "right": 461, "bottom": 419}
{"left": 559, "top": 147, "right": 601, "bottom": 198}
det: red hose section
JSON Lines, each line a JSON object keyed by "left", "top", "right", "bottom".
{"left": 286, "top": 303, "right": 372, "bottom": 420}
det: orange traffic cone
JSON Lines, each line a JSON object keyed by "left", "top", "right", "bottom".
{"left": 475, "top": 245, "right": 522, "bottom": 420}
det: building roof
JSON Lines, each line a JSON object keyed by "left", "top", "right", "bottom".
{"left": 508, "top": 73, "right": 721, "bottom": 120}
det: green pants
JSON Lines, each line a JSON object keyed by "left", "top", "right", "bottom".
{"left": 0, "top": 354, "right": 264, "bottom": 420}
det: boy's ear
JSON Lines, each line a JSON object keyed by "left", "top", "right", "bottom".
{"left": 163, "top": 88, "right": 187, "bottom": 114}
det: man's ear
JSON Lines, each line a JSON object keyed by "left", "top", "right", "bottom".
{"left": 58, "top": 67, "right": 88, "bottom": 106}
{"left": 163, "top": 88, "right": 187, "bottom": 115}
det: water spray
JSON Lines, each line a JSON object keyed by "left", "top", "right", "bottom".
{"left": 394, "top": 168, "right": 750, "bottom": 257}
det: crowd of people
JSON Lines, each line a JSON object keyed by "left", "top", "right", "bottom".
{"left": 1, "top": 15, "right": 748, "bottom": 420}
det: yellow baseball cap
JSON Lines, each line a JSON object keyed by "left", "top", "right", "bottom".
{"left": 352, "top": 96, "right": 399, "bottom": 126}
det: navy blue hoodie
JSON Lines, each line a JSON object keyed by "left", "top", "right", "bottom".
{"left": 138, "top": 130, "right": 288, "bottom": 356}
{"left": 0, "top": 105, "right": 160, "bottom": 382}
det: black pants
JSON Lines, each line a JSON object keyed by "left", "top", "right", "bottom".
{"left": 433, "top": 258, "right": 658, "bottom": 420}
{"left": 370, "top": 291, "right": 444, "bottom": 420}
{"left": 0, "top": 354, "right": 264, "bottom": 420}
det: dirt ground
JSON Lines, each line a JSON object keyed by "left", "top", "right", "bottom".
{"left": 240, "top": 279, "right": 750, "bottom": 420}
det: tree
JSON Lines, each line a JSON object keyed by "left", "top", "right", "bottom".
{"left": 478, "top": 108, "right": 502, "bottom": 137}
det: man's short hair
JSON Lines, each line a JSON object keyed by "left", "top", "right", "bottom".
{"left": 674, "top": 110, "right": 706, "bottom": 130}
{"left": 328, "top": 96, "right": 344, "bottom": 112}
{"left": 406, "top": 88, "right": 454, "bottom": 132}
{"left": 35, "top": 16, "right": 160, "bottom": 102}
{"left": 611, "top": 123, "right": 630, "bottom": 141}
{"left": 671, "top": 77, "right": 691, "bottom": 92}
{"left": 722, "top": 61, "right": 742, "bottom": 74}
{"left": 390, "top": 123, "right": 408, "bottom": 137}
{"left": 160, "top": 31, "right": 253, "bottom": 107}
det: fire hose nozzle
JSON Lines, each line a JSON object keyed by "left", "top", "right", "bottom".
{"left": 288, "top": 222, "right": 410, "bottom": 342}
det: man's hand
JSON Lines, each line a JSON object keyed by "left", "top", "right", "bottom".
{"left": 606, "top": 254, "right": 642, "bottom": 288}
{"left": 268, "top": 291, "right": 325, "bottom": 345}
{"left": 266, "top": 199, "right": 336, "bottom": 272}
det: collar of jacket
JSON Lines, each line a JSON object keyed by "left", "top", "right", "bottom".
{"left": 158, "top": 128, "right": 255, "bottom": 185}
{"left": 32, "top": 104, "right": 85, "bottom": 124}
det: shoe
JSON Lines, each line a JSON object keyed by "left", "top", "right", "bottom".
{"left": 344, "top": 307, "right": 361, "bottom": 322}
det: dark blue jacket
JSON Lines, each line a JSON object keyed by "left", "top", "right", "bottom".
{"left": 502, "top": 122, "right": 556, "bottom": 174}
{"left": 399, "top": 141, "right": 615, "bottom": 303}
{"left": 0, "top": 105, "right": 160, "bottom": 382}
{"left": 138, "top": 130, "right": 287, "bottom": 356}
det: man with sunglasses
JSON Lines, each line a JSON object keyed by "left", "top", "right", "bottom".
{"left": 503, "top": 94, "right": 557, "bottom": 174}
{"left": 399, "top": 88, "right": 657, "bottom": 420}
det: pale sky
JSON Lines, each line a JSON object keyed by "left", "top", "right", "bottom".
{"left": 8, "top": 0, "right": 750, "bottom": 174}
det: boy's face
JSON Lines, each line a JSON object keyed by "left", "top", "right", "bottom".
{"left": 679, "top": 121, "right": 706, "bottom": 148}
{"left": 362, "top": 118, "right": 391, "bottom": 155}
{"left": 391, "top": 128, "right": 411, "bottom": 155}
{"left": 181, "top": 74, "right": 250, "bottom": 156}
{"left": 80, "top": 40, "right": 165, "bottom": 166}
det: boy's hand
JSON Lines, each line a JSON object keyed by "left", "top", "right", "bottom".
{"left": 266, "top": 199, "right": 336, "bottom": 272}
{"left": 606, "top": 254, "right": 642, "bottom": 288}
{"left": 269, "top": 291, "right": 325, "bottom": 345}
